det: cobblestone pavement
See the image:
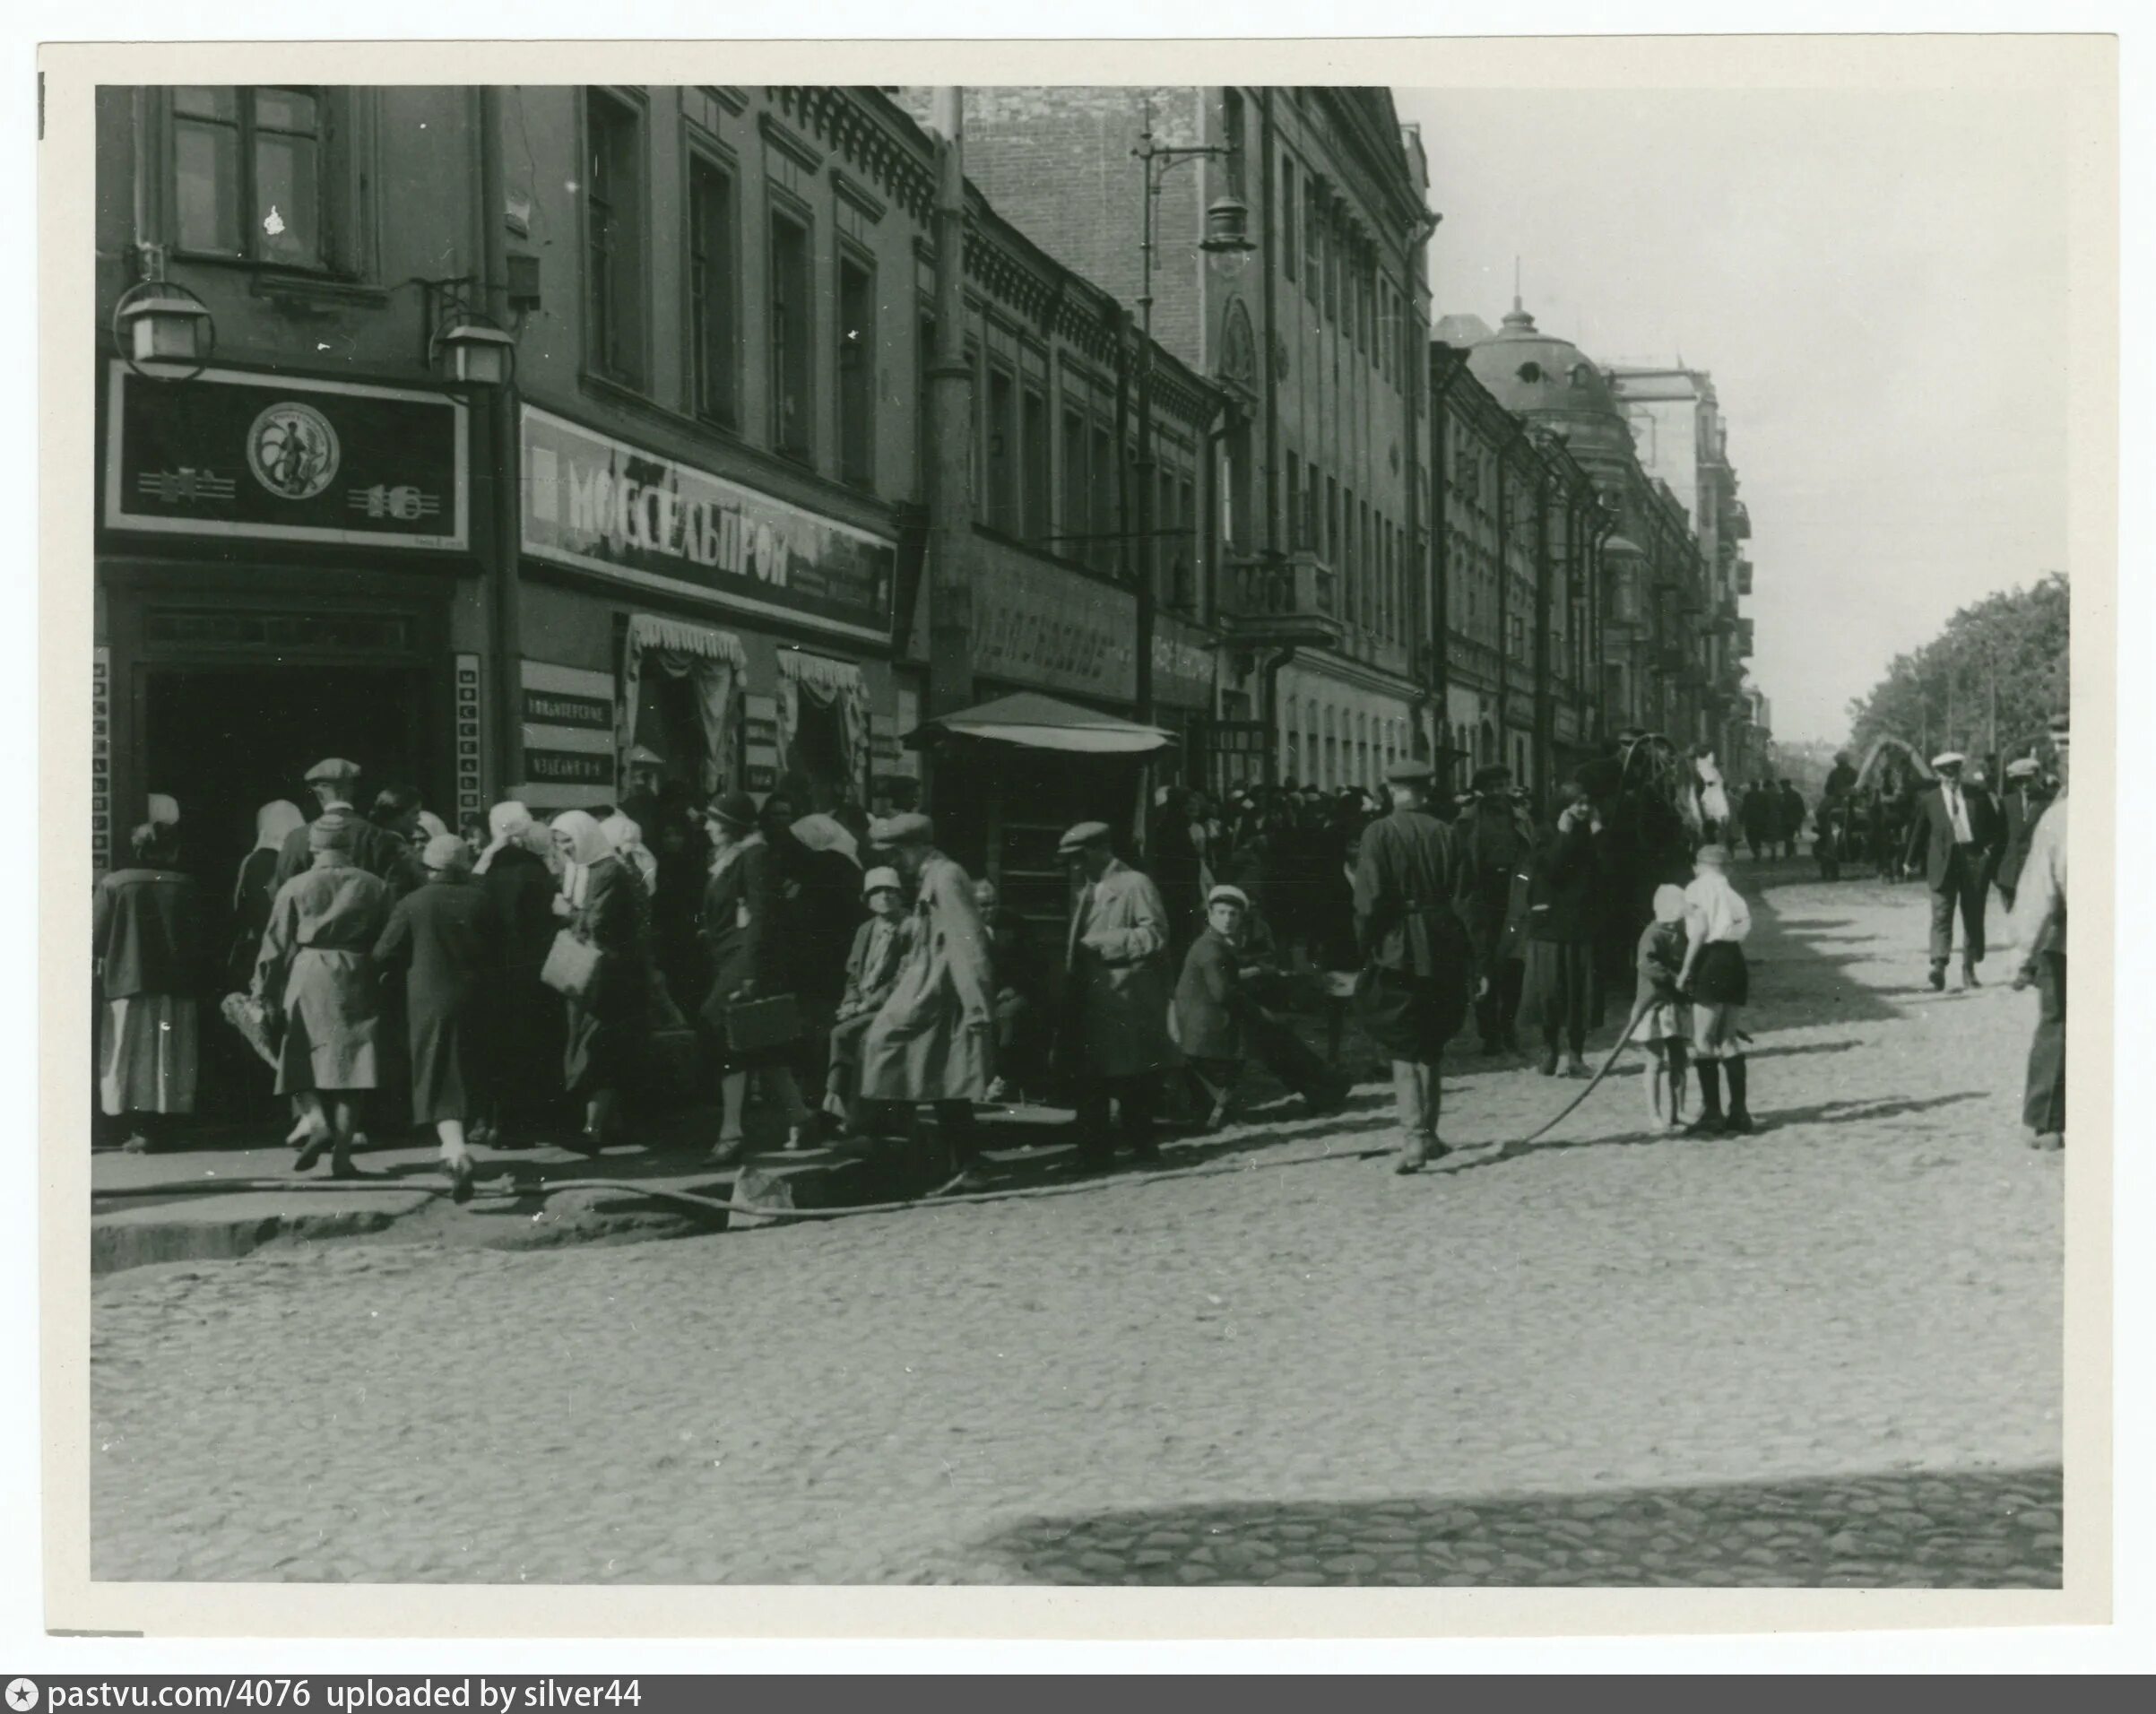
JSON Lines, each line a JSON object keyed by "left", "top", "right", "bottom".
{"left": 90, "top": 861, "right": 2063, "bottom": 1586}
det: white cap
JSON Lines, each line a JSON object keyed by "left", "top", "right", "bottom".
{"left": 862, "top": 865, "right": 902, "bottom": 896}
{"left": 1931, "top": 751, "right": 1966, "bottom": 769}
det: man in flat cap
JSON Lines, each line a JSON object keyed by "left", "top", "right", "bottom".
{"left": 1903, "top": 750, "right": 2004, "bottom": 990}
{"left": 271, "top": 758, "right": 406, "bottom": 895}
{"left": 1992, "top": 756, "right": 2054, "bottom": 915}
{"left": 858, "top": 812, "right": 999, "bottom": 1189}
{"left": 1455, "top": 765, "right": 1531, "bottom": 1056}
{"left": 2007, "top": 714, "right": 2069, "bottom": 1149}
{"left": 1058, "top": 820, "right": 1179, "bottom": 1166}
{"left": 1354, "top": 757, "right": 1476, "bottom": 1173}
{"left": 619, "top": 744, "right": 668, "bottom": 836}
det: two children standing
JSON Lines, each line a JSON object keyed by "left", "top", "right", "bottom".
{"left": 1634, "top": 844, "right": 1757, "bottom": 1135}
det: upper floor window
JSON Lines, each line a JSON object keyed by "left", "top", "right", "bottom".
{"left": 1280, "top": 156, "right": 1298, "bottom": 282}
{"left": 172, "top": 86, "right": 330, "bottom": 270}
{"left": 768, "top": 207, "right": 814, "bottom": 460}
{"left": 1221, "top": 90, "right": 1247, "bottom": 201}
{"left": 687, "top": 152, "right": 738, "bottom": 427}
{"left": 585, "top": 90, "right": 647, "bottom": 387}
{"left": 836, "top": 252, "right": 878, "bottom": 488}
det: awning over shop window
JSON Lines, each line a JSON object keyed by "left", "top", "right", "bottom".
{"left": 619, "top": 613, "right": 748, "bottom": 799}
{"left": 775, "top": 649, "right": 870, "bottom": 799}
{"left": 905, "top": 691, "right": 1175, "bottom": 756}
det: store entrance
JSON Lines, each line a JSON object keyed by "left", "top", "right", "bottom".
{"left": 140, "top": 662, "right": 433, "bottom": 929}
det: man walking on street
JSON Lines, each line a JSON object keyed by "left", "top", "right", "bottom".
{"left": 1353, "top": 759, "right": 1474, "bottom": 1174}
{"left": 1457, "top": 766, "right": 1529, "bottom": 1057}
{"left": 1059, "top": 822, "right": 1180, "bottom": 1167}
{"left": 2008, "top": 715, "right": 2068, "bottom": 1150}
{"left": 1903, "top": 750, "right": 2004, "bottom": 991}
{"left": 1994, "top": 756, "right": 2054, "bottom": 914}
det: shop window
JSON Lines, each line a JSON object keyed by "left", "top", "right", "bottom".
{"left": 837, "top": 251, "right": 877, "bottom": 488}
{"left": 769, "top": 208, "right": 814, "bottom": 459}
{"left": 585, "top": 88, "right": 647, "bottom": 388}
{"left": 171, "top": 86, "right": 336, "bottom": 272}
{"left": 687, "top": 151, "right": 738, "bottom": 427}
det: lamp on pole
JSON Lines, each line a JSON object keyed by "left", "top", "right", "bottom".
{"left": 1131, "top": 100, "right": 1252, "bottom": 720}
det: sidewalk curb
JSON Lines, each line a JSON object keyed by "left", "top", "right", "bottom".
{"left": 91, "top": 1188, "right": 440, "bottom": 1275}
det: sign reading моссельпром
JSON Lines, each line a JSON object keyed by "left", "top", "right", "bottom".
{"left": 520, "top": 405, "right": 896, "bottom": 645}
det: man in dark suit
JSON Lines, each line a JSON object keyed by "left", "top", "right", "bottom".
{"left": 1455, "top": 766, "right": 1530, "bottom": 1056}
{"left": 1992, "top": 757, "right": 2054, "bottom": 913}
{"left": 1353, "top": 759, "right": 1475, "bottom": 1174}
{"left": 1903, "top": 751, "right": 2004, "bottom": 990}
{"left": 269, "top": 758, "right": 408, "bottom": 894}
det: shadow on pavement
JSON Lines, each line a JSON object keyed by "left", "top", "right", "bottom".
{"left": 955, "top": 1464, "right": 2063, "bottom": 1588}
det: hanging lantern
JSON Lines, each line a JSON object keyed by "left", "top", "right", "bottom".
{"left": 435, "top": 316, "right": 518, "bottom": 388}
{"left": 112, "top": 280, "right": 214, "bottom": 376}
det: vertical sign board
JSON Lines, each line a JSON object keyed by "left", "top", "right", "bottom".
{"left": 744, "top": 694, "right": 780, "bottom": 792}
{"left": 92, "top": 647, "right": 111, "bottom": 877}
{"left": 454, "top": 654, "right": 485, "bottom": 827}
{"left": 516, "top": 660, "right": 618, "bottom": 811}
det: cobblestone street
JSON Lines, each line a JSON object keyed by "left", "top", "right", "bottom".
{"left": 88, "top": 861, "right": 2064, "bottom": 1587}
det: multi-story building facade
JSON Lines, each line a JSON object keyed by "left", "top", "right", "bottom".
{"left": 896, "top": 86, "right": 1438, "bottom": 793}
{"left": 1608, "top": 362, "right": 1758, "bottom": 771}
{"left": 94, "top": 83, "right": 1217, "bottom": 905}
{"left": 1435, "top": 299, "right": 1732, "bottom": 775}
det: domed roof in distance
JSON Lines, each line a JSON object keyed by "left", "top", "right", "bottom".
{"left": 1462, "top": 300, "right": 1624, "bottom": 420}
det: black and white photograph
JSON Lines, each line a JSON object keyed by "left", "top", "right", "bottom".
{"left": 32, "top": 24, "right": 2123, "bottom": 1647}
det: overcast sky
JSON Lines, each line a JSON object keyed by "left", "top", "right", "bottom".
{"left": 1394, "top": 86, "right": 2073, "bottom": 743}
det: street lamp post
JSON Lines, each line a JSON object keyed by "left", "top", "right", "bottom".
{"left": 1131, "top": 103, "right": 1251, "bottom": 721}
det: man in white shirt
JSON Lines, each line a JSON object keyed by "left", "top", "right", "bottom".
{"left": 2007, "top": 715, "right": 2069, "bottom": 1149}
{"left": 1903, "top": 751, "right": 2004, "bottom": 991}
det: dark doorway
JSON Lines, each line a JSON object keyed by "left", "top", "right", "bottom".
{"left": 138, "top": 662, "right": 432, "bottom": 946}
{"left": 783, "top": 696, "right": 851, "bottom": 813}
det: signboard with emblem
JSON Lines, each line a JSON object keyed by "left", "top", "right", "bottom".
{"left": 521, "top": 405, "right": 896, "bottom": 646}
{"left": 102, "top": 362, "right": 469, "bottom": 550}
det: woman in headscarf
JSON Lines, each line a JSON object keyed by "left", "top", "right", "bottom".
{"left": 372, "top": 835, "right": 503, "bottom": 1201}
{"left": 700, "top": 792, "right": 819, "bottom": 1163}
{"left": 252, "top": 812, "right": 396, "bottom": 1176}
{"left": 599, "top": 810, "right": 661, "bottom": 889}
{"left": 226, "top": 800, "right": 306, "bottom": 994}
{"left": 550, "top": 808, "right": 654, "bottom": 1153}
{"left": 473, "top": 801, "right": 561, "bottom": 1147}
{"left": 95, "top": 821, "right": 204, "bottom": 1153}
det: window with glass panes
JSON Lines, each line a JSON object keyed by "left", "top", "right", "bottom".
{"left": 836, "top": 252, "right": 877, "bottom": 487}
{"left": 687, "top": 152, "right": 737, "bottom": 426}
{"left": 585, "top": 90, "right": 646, "bottom": 386}
{"left": 768, "top": 208, "right": 812, "bottom": 457}
{"left": 172, "top": 86, "right": 330, "bottom": 270}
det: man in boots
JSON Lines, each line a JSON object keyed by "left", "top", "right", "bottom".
{"left": 1352, "top": 759, "right": 1475, "bottom": 1174}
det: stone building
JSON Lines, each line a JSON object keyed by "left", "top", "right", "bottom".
{"left": 896, "top": 86, "right": 1439, "bottom": 793}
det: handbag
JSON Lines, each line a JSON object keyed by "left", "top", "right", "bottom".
{"left": 717, "top": 992, "right": 803, "bottom": 1054}
{"left": 540, "top": 929, "right": 603, "bottom": 1000}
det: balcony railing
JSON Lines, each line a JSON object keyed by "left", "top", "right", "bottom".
{"left": 1219, "top": 551, "right": 1344, "bottom": 648}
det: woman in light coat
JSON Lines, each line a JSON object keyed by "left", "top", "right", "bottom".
{"left": 860, "top": 815, "right": 996, "bottom": 1186}
{"left": 252, "top": 814, "right": 396, "bottom": 1176}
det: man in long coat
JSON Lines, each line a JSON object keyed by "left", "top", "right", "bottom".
{"left": 2007, "top": 716, "right": 2068, "bottom": 1149}
{"left": 1993, "top": 757, "right": 2054, "bottom": 913}
{"left": 1059, "top": 821, "right": 1180, "bottom": 1166}
{"left": 1903, "top": 751, "right": 2004, "bottom": 990}
{"left": 1455, "top": 766, "right": 1530, "bottom": 1056}
{"left": 859, "top": 814, "right": 997, "bottom": 1186}
{"left": 1354, "top": 758, "right": 1475, "bottom": 1174}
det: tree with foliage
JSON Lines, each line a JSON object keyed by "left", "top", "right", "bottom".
{"left": 1845, "top": 575, "right": 2069, "bottom": 770}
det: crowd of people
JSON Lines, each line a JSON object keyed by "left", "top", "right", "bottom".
{"left": 89, "top": 714, "right": 2071, "bottom": 1195}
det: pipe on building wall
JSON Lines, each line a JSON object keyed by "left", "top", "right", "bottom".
{"left": 925, "top": 88, "right": 975, "bottom": 723}
{"left": 478, "top": 85, "right": 524, "bottom": 796}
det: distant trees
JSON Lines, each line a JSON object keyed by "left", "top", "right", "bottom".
{"left": 1846, "top": 574, "right": 2069, "bottom": 768}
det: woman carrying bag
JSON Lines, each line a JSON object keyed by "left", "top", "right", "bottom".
{"left": 547, "top": 809, "right": 654, "bottom": 1155}
{"left": 700, "top": 791, "right": 819, "bottom": 1164}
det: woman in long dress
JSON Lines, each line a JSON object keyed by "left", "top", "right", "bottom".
{"left": 252, "top": 813, "right": 396, "bottom": 1176}
{"left": 95, "top": 821, "right": 204, "bottom": 1153}
{"left": 372, "top": 834, "right": 503, "bottom": 1202}
{"left": 473, "top": 801, "right": 563, "bottom": 1146}
{"left": 550, "top": 809, "right": 654, "bottom": 1154}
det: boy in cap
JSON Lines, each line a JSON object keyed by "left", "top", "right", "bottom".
{"left": 1674, "top": 844, "right": 1755, "bottom": 1134}
{"left": 1173, "top": 883, "right": 1349, "bottom": 1130}
{"left": 1903, "top": 751, "right": 2004, "bottom": 990}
